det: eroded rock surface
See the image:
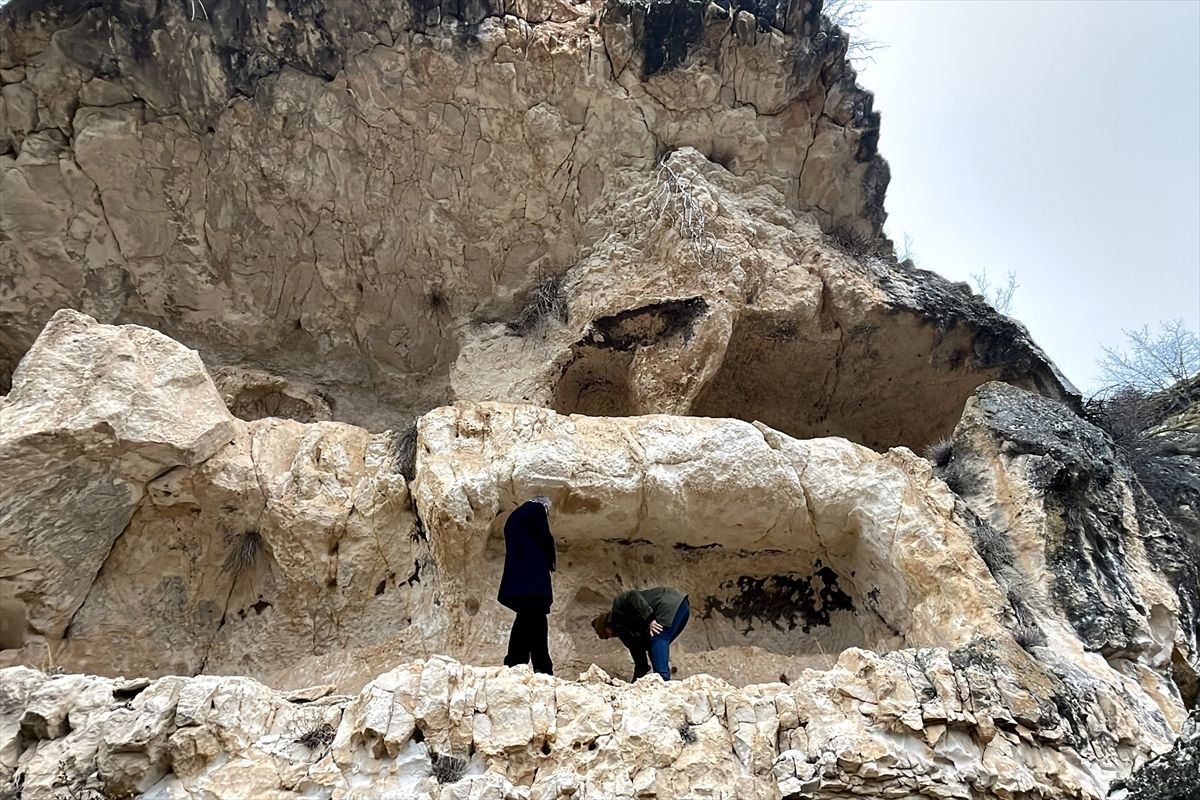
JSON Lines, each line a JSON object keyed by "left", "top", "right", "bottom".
{"left": 943, "top": 381, "right": 1199, "bottom": 716}
{"left": 4, "top": 312, "right": 1039, "bottom": 690}
{"left": 0, "top": 652, "right": 1182, "bottom": 800}
{"left": 0, "top": 0, "right": 1194, "bottom": 795}
{"left": 1110, "top": 709, "right": 1200, "bottom": 800}
{"left": 0, "top": 0, "right": 1073, "bottom": 450}
{"left": 0, "top": 314, "right": 1194, "bottom": 799}
{"left": 0, "top": 309, "right": 236, "bottom": 648}
{"left": 457, "top": 147, "right": 1074, "bottom": 454}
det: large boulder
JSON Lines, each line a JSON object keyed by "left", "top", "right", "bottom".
{"left": 0, "top": 309, "right": 235, "bottom": 646}
{"left": 42, "top": 418, "right": 430, "bottom": 691}
{"left": 942, "top": 381, "right": 1198, "bottom": 718}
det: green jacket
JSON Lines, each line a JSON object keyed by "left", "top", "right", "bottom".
{"left": 610, "top": 587, "right": 687, "bottom": 678}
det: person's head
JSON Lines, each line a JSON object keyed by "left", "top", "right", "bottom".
{"left": 530, "top": 495, "right": 552, "bottom": 511}
{"left": 592, "top": 613, "right": 614, "bottom": 639}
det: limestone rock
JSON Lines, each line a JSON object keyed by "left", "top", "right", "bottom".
{"left": 0, "top": 0, "right": 1194, "bottom": 792}
{"left": 5, "top": 414, "right": 432, "bottom": 690}
{"left": 0, "top": 309, "right": 236, "bottom": 645}
{"left": 1110, "top": 708, "right": 1200, "bottom": 800}
{"left": 0, "top": 0, "right": 1072, "bottom": 446}
{"left": 467, "top": 146, "right": 1074, "bottom": 453}
{"left": 212, "top": 366, "right": 333, "bottom": 424}
{"left": 0, "top": 314, "right": 1191, "bottom": 798}
{"left": 412, "top": 401, "right": 1017, "bottom": 681}
{"left": 0, "top": 652, "right": 1182, "bottom": 800}
{"left": 943, "top": 381, "right": 1199, "bottom": 715}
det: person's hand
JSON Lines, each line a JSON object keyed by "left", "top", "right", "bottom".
{"left": 649, "top": 620, "right": 664, "bottom": 636}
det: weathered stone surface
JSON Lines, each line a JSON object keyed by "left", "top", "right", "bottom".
{"left": 412, "top": 400, "right": 1019, "bottom": 682}
{"left": 0, "top": 1, "right": 1194, "bottom": 795}
{"left": 0, "top": 654, "right": 1180, "bottom": 800}
{"left": 0, "top": 316, "right": 1191, "bottom": 799}
{"left": 456, "top": 147, "right": 1074, "bottom": 454}
{"left": 1110, "top": 708, "right": 1200, "bottom": 800}
{"left": 943, "top": 381, "right": 1199, "bottom": 719}
{"left": 0, "top": 309, "right": 236, "bottom": 646}
{"left": 212, "top": 366, "right": 333, "bottom": 424}
{"left": 0, "top": 0, "right": 1073, "bottom": 449}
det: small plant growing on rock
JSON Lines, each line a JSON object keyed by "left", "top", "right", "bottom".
{"left": 678, "top": 724, "right": 697, "bottom": 744}
{"left": 223, "top": 530, "right": 264, "bottom": 576}
{"left": 822, "top": 0, "right": 886, "bottom": 65}
{"left": 427, "top": 285, "right": 450, "bottom": 315}
{"left": 1007, "top": 587, "right": 1048, "bottom": 650}
{"left": 0, "top": 773, "right": 24, "bottom": 800}
{"left": 389, "top": 421, "right": 418, "bottom": 481}
{"left": 1014, "top": 622, "right": 1048, "bottom": 651}
{"left": 40, "top": 641, "right": 65, "bottom": 676}
{"left": 967, "top": 519, "right": 1015, "bottom": 577}
{"left": 651, "top": 158, "right": 724, "bottom": 268}
{"left": 430, "top": 752, "right": 467, "bottom": 784}
{"left": 949, "top": 636, "right": 1000, "bottom": 671}
{"left": 510, "top": 272, "right": 569, "bottom": 337}
{"left": 970, "top": 268, "right": 1019, "bottom": 315}
{"left": 51, "top": 757, "right": 134, "bottom": 800}
{"left": 828, "top": 224, "right": 887, "bottom": 262}
{"left": 923, "top": 438, "right": 953, "bottom": 468}
{"left": 53, "top": 757, "right": 86, "bottom": 800}
{"left": 295, "top": 722, "right": 336, "bottom": 750}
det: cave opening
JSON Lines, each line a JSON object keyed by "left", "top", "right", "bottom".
{"left": 690, "top": 311, "right": 998, "bottom": 454}
{"left": 553, "top": 305, "right": 1002, "bottom": 454}
{"left": 550, "top": 539, "right": 906, "bottom": 685}
{"left": 475, "top": 504, "right": 909, "bottom": 687}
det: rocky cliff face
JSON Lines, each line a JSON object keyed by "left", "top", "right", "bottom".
{"left": 0, "top": 311, "right": 1193, "bottom": 798}
{"left": 0, "top": 1, "right": 1195, "bottom": 799}
{"left": 1, "top": 0, "right": 1071, "bottom": 448}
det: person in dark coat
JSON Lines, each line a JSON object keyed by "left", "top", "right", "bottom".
{"left": 592, "top": 586, "right": 689, "bottom": 681}
{"left": 498, "top": 495, "right": 556, "bottom": 674}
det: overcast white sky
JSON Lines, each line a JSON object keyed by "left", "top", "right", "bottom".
{"left": 854, "top": 0, "right": 1200, "bottom": 394}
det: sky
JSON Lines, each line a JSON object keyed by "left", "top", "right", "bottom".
{"left": 852, "top": 0, "right": 1200, "bottom": 394}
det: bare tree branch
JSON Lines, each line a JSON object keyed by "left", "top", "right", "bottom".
{"left": 822, "top": 0, "right": 886, "bottom": 66}
{"left": 1096, "top": 319, "right": 1199, "bottom": 403}
{"left": 970, "top": 268, "right": 1018, "bottom": 315}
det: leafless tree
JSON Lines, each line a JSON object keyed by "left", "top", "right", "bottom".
{"left": 822, "top": 0, "right": 886, "bottom": 65}
{"left": 651, "top": 158, "right": 724, "bottom": 267}
{"left": 1086, "top": 320, "right": 1199, "bottom": 498}
{"left": 1097, "top": 319, "right": 1199, "bottom": 403}
{"left": 970, "top": 268, "right": 1018, "bottom": 315}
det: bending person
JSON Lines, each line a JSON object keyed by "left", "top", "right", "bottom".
{"left": 497, "top": 496, "right": 556, "bottom": 674}
{"left": 592, "top": 586, "right": 689, "bottom": 681}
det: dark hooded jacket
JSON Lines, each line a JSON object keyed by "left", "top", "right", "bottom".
{"left": 497, "top": 500, "right": 556, "bottom": 613}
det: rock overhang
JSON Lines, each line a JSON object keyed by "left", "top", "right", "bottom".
{"left": 413, "top": 401, "right": 1015, "bottom": 660}
{"left": 523, "top": 148, "right": 1077, "bottom": 455}
{"left": 0, "top": 0, "right": 923, "bottom": 438}
{"left": 0, "top": 311, "right": 1192, "bottom": 798}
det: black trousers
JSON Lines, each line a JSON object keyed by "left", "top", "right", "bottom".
{"left": 504, "top": 609, "right": 553, "bottom": 675}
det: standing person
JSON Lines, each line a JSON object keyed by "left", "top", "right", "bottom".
{"left": 498, "top": 496, "right": 556, "bottom": 674}
{"left": 592, "top": 586, "right": 689, "bottom": 681}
